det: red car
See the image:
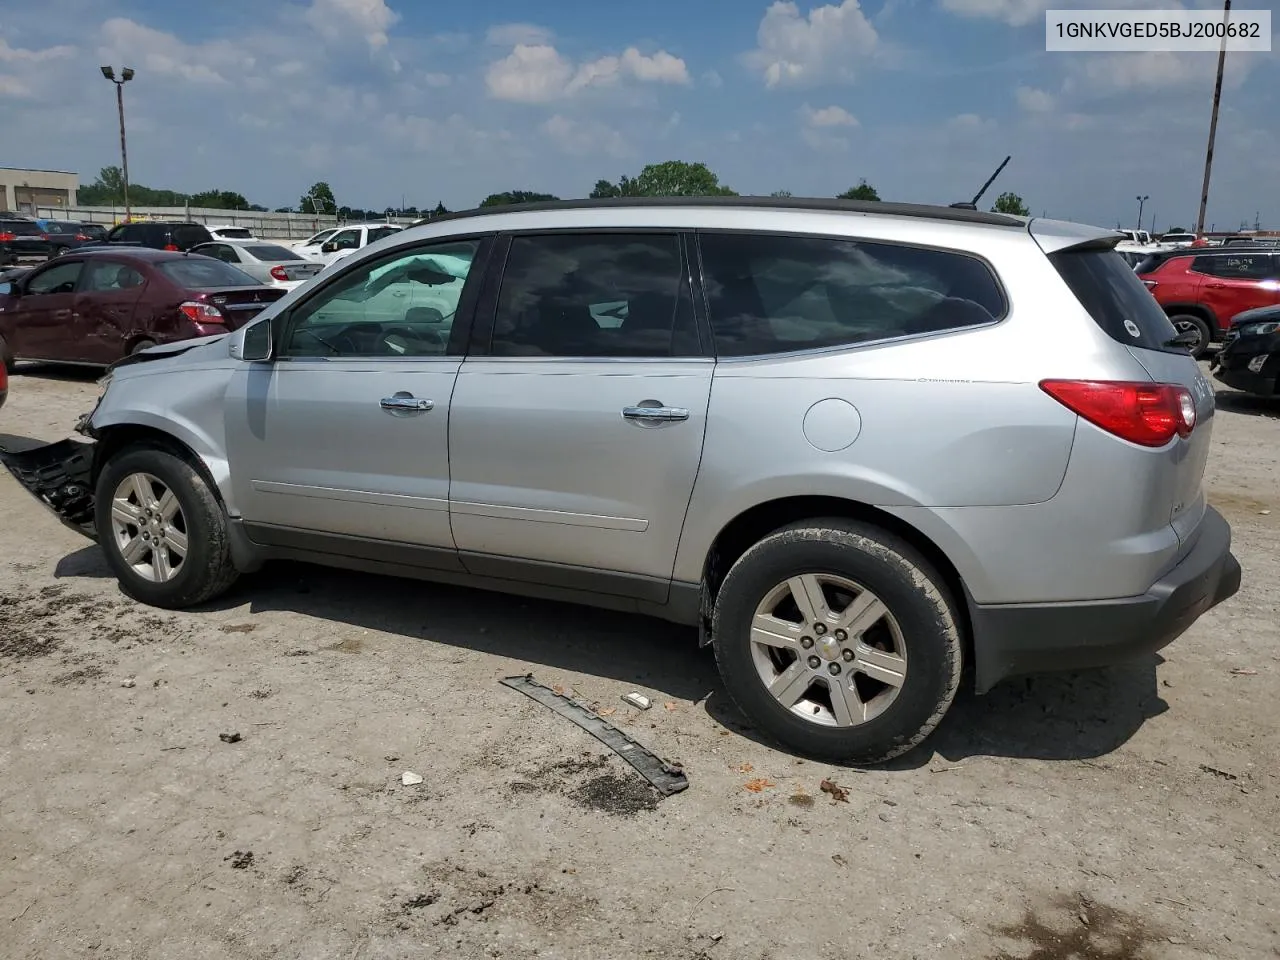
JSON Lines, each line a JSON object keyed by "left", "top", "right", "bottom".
{"left": 1137, "top": 248, "right": 1280, "bottom": 358}
{"left": 0, "top": 247, "right": 286, "bottom": 369}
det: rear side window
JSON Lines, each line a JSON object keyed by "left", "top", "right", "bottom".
{"left": 157, "top": 259, "right": 258, "bottom": 288}
{"left": 171, "top": 225, "right": 213, "bottom": 248}
{"left": 1192, "top": 253, "right": 1277, "bottom": 281}
{"left": 368, "top": 226, "right": 401, "bottom": 243}
{"left": 1049, "top": 247, "right": 1179, "bottom": 353}
{"left": 698, "top": 233, "right": 1005, "bottom": 357}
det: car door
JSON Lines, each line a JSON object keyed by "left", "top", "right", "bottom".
{"left": 447, "top": 231, "right": 713, "bottom": 601}
{"left": 222, "top": 235, "right": 493, "bottom": 562}
{"left": 4, "top": 259, "right": 86, "bottom": 360}
{"left": 73, "top": 258, "right": 148, "bottom": 363}
{"left": 1193, "top": 252, "right": 1280, "bottom": 328}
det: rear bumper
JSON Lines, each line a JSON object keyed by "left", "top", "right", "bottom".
{"left": 969, "top": 506, "right": 1241, "bottom": 693}
{"left": 0, "top": 438, "right": 98, "bottom": 538}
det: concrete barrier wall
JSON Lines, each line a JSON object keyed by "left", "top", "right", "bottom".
{"left": 33, "top": 206, "right": 419, "bottom": 241}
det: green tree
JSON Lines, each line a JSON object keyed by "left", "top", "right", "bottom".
{"left": 479, "top": 190, "right": 560, "bottom": 207}
{"left": 590, "top": 179, "right": 621, "bottom": 199}
{"left": 633, "top": 160, "right": 736, "bottom": 197}
{"left": 431, "top": 201, "right": 449, "bottom": 217}
{"left": 837, "top": 179, "right": 880, "bottom": 202}
{"left": 274, "top": 206, "right": 294, "bottom": 213}
{"left": 991, "top": 191, "right": 1030, "bottom": 216}
{"left": 300, "top": 181, "right": 337, "bottom": 215}
{"left": 771, "top": 189, "right": 793, "bottom": 198}
{"left": 1169, "top": 225, "right": 1187, "bottom": 233}
{"left": 189, "top": 189, "right": 249, "bottom": 210}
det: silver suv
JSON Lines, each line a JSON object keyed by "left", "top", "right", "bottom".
{"left": 2, "top": 198, "right": 1241, "bottom": 763}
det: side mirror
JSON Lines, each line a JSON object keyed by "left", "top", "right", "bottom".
{"left": 320, "top": 241, "right": 336, "bottom": 254}
{"left": 236, "top": 317, "right": 273, "bottom": 362}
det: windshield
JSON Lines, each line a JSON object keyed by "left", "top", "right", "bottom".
{"left": 157, "top": 258, "right": 260, "bottom": 288}
{"left": 243, "top": 244, "right": 303, "bottom": 261}
{"left": 306, "top": 230, "right": 336, "bottom": 245}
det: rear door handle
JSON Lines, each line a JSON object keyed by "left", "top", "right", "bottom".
{"left": 53, "top": 309, "right": 71, "bottom": 320}
{"left": 380, "top": 395, "right": 434, "bottom": 414}
{"left": 622, "top": 405, "right": 690, "bottom": 422}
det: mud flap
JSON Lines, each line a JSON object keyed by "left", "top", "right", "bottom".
{"left": 0, "top": 438, "right": 98, "bottom": 538}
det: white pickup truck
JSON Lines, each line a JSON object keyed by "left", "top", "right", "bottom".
{"left": 308, "top": 222, "right": 404, "bottom": 266}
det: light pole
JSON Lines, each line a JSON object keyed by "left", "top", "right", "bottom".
{"left": 1136, "top": 195, "right": 1149, "bottom": 230}
{"left": 100, "top": 65, "right": 135, "bottom": 222}
{"left": 1196, "top": 0, "right": 1231, "bottom": 238}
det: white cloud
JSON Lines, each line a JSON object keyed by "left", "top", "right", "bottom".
{"left": 486, "top": 23, "right": 554, "bottom": 46}
{"left": 0, "top": 38, "right": 76, "bottom": 62}
{"left": 0, "top": 75, "right": 32, "bottom": 97}
{"left": 743, "top": 0, "right": 880, "bottom": 88}
{"left": 947, "top": 112, "right": 997, "bottom": 132}
{"left": 422, "top": 72, "right": 452, "bottom": 87}
{"left": 938, "top": 0, "right": 1047, "bottom": 26}
{"left": 1015, "top": 84, "right": 1054, "bottom": 112}
{"left": 540, "top": 114, "right": 631, "bottom": 158}
{"left": 802, "top": 104, "right": 859, "bottom": 127}
{"left": 702, "top": 69, "right": 724, "bottom": 88}
{"left": 305, "top": 0, "right": 399, "bottom": 49}
{"left": 486, "top": 43, "right": 689, "bottom": 102}
{"left": 1070, "top": 50, "right": 1256, "bottom": 92}
{"left": 98, "top": 18, "right": 252, "bottom": 85}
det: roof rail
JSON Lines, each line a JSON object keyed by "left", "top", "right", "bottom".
{"left": 408, "top": 195, "right": 1025, "bottom": 230}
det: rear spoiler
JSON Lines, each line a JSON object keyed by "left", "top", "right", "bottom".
{"left": 1027, "top": 217, "right": 1125, "bottom": 256}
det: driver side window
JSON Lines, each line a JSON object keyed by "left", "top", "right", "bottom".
{"left": 26, "top": 260, "right": 84, "bottom": 296}
{"left": 282, "top": 239, "right": 483, "bottom": 359}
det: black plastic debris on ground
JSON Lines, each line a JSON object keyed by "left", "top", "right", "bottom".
{"left": 499, "top": 674, "right": 689, "bottom": 797}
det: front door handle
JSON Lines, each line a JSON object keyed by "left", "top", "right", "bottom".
{"left": 622, "top": 404, "right": 689, "bottom": 422}
{"left": 380, "top": 395, "right": 434, "bottom": 414}
{"left": 53, "top": 309, "right": 71, "bottom": 320}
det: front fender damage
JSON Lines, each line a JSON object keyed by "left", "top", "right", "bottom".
{"left": 0, "top": 438, "right": 98, "bottom": 539}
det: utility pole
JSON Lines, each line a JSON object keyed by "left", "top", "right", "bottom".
{"left": 100, "top": 66, "right": 135, "bottom": 222}
{"left": 1195, "top": 0, "right": 1231, "bottom": 237}
{"left": 1136, "top": 195, "right": 1149, "bottom": 230}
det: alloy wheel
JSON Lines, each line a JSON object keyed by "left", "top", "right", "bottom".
{"left": 109, "top": 472, "right": 188, "bottom": 583}
{"left": 750, "top": 573, "right": 907, "bottom": 727}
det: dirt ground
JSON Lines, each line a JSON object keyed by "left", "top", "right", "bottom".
{"left": 1, "top": 363, "right": 1277, "bottom": 960}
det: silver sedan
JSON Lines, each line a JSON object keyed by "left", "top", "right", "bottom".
{"left": 189, "top": 240, "right": 323, "bottom": 291}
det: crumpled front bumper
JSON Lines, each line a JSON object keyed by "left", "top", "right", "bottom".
{"left": 0, "top": 438, "right": 98, "bottom": 539}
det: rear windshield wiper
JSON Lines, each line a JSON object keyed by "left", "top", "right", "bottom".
{"left": 1165, "top": 330, "right": 1200, "bottom": 349}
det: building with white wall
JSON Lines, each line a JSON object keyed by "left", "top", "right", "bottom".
{"left": 0, "top": 167, "right": 79, "bottom": 215}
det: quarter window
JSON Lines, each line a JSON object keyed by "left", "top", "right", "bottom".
{"left": 698, "top": 233, "right": 1005, "bottom": 357}
{"left": 490, "top": 233, "right": 699, "bottom": 358}
{"left": 283, "top": 239, "right": 482, "bottom": 358}
{"left": 25, "top": 260, "right": 84, "bottom": 295}
{"left": 83, "top": 261, "right": 145, "bottom": 291}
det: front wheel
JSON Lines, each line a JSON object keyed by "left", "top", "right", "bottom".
{"left": 94, "top": 447, "right": 239, "bottom": 608}
{"left": 712, "top": 520, "right": 963, "bottom": 764}
{"left": 1169, "top": 314, "right": 1212, "bottom": 359}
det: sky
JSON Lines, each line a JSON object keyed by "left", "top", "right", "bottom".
{"left": 2, "top": 0, "right": 1277, "bottom": 231}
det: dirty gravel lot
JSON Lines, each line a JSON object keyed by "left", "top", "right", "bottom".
{"left": 1, "top": 364, "right": 1277, "bottom": 960}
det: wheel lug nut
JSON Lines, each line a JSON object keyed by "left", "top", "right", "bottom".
{"left": 834, "top": 629, "right": 847, "bottom": 642}
{"left": 828, "top": 663, "right": 841, "bottom": 676}
{"left": 842, "top": 648, "right": 855, "bottom": 662}
{"left": 807, "top": 656, "right": 821, "bottom": 670}
{"left": 800, "top": 636, "right": 814, "bottom": 649}
{"left": 814, "top": 623, "right": 827, "bottom": 635}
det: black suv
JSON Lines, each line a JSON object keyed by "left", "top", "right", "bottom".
{"left": 101, "top": 221, "right": 213, "bottom": 251}
{"left": 0, "top": 219, "right": 53, "bottom": 265}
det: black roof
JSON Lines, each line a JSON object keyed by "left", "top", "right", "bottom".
{"left": 410, "top": 196, "right": 1025, "bottom": 230}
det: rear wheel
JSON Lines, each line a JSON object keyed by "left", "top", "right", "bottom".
{"left": 94, "top": 447, "right": 238, "bottom": 608}
{"left": 712, "top": 520, "right": 963, "bottom": 764}
{"left": 1169, "top": 314, "right": 1212, "bottom": 359}
{"left": 129, "top": 338, "right": 157, "bottom": 356}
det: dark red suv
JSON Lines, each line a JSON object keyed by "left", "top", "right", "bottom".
{"left": 0, "top": 248, "right": 285, "bottom": 368}
{"left": 1137, "top": 249, "right": 1280, "bottom": 357}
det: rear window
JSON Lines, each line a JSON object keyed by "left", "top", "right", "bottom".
{"left": 699, "top": 232, "right": 1006, "bottom": 357}
{"left": 171, "top": 225, "right": 213, "bottom": 248}
{"left": 368, "top": 226, "right": 401, "bottom": 243}
{"left": 243, "top": 244, "right": 302, "bottom": 261}
{"left": 157, "top": 258, "right": 258, "bottom": 288}
{"left": 1, "top": 220, "right": 43, "bottom": 236}
{"left": 80, "top": 224, "right": 107, "bottom": 239}
{"left": 1049, "top": 247, "right": 1180, "bottom": 353}
{"left": 214, "top": 227, "right": 254, "bottom": 239}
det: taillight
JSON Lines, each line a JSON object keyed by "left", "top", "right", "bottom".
{"left": 270, "top": 265, "right": 289, "bottom": 282}
{"left": 75, "top": 233, "right": 90, "bottom": 241}
{"left": 164, "top": 243, "right": 179, "bottom": 251}
{"left": 0, "top": 232, "right": 15, "bottom": 241}
{"left": 40, "top": 233, "right": 50, "bottom": 240}
{"left": 1040, "top": 380, "right": 1196, "bottom": 447}
{"left": 1142, "top": 280, "right": 1157, "bottom": 290}
{"left": 178, "top": 301, "right": 225, "bottom": 324}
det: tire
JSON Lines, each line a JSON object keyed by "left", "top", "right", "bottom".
{"left": 129, "top": 338, "right": 157, "bottom": 356}
{"left": 0, "top": 334, "right": 14, "bottom": 374}
{"left": 712, "top": 519, "right": 963, "bottom": 764}
{"left": 94, "top": 446, "right": 238, "bottom": 609}
{"left": 1169, "top": 314, "right": 1212, "bottom": 359}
